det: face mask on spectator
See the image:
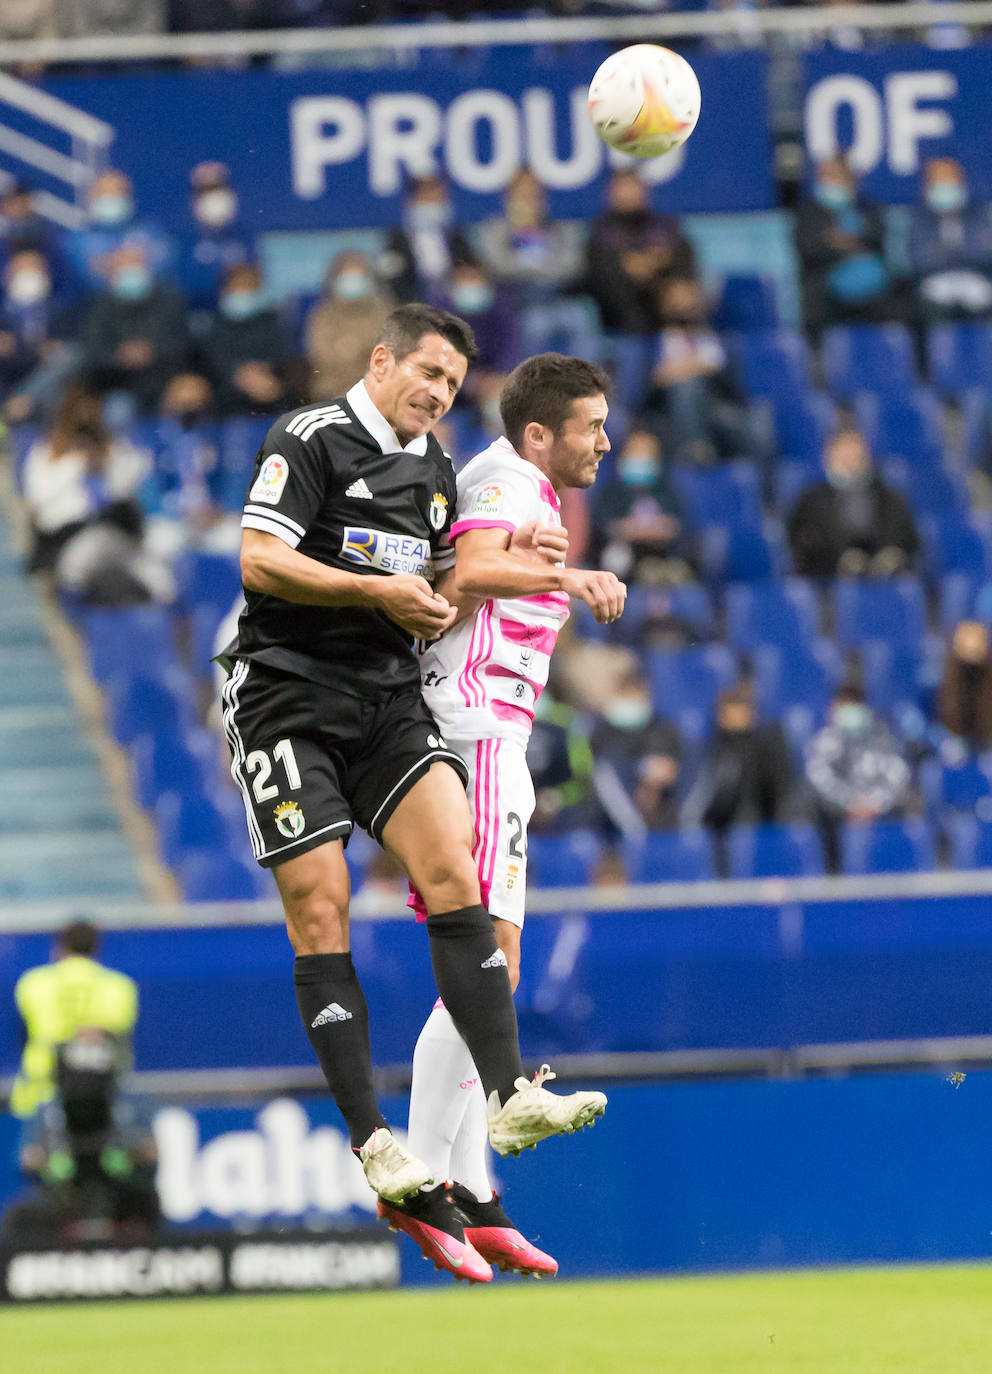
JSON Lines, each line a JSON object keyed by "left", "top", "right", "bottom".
{"left": 451, "top": 282, "right": 494, "bottom": 314}
{"left": 926, "top": 182, "right": 967, "bottom": 214}
{"left": 333, "top": 270, "right": 374, "bottom": 302}
{"left": 90, "top": 193, "right": 134, "bottom": 226}
{"left": 620, "top": 452, "right": 660, "bottom": 485}
{"left": 407, "top": 202, "right": 452, "bottom": 233}
{"left": 814, "top": 182, "right": 853, "bottom": 211}
{"left": 835, "top": 703, "right": 872, "bottom": 734}
{"left": 827, "top": 464, "right": 868, "bottom": 491}
{"left": 195, "top": 188, "right": 238, "bottom": 228}
{"left": 7, "top": 268, "right": 50, "bottom": 306}
{"left": 221, "top": 288, "right": 263, "bottom": 320}
{"left": 604, "top": 695, "right": 653, "bottom": 730}
{"left": 113, "top": 265, "right": 153, "bottom": 300}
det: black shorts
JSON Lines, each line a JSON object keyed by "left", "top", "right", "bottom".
{"left": 220, "top": 660, "right": 468, "bottom": 868}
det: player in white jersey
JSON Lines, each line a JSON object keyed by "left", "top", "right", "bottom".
{"left": 377, "top": 354, "right": 626, "bottom": 1277}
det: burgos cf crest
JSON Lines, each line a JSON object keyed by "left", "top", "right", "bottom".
{"left": 428, "top": 491, "right": 448, "bottom": 531}
{"left": 273, "top": 800, "right": 306, "bottom": 840}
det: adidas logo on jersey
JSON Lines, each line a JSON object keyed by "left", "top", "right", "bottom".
{"left": 481, "top": 950, "right": 508, "bottom": 970}
{"left": 345, "top": 478, "right": 374, "bottom": 499}
{"left": 285, "top": 405, "right": 351, "bottom": 443}
{"left": 311, "top": 1002, "right": 353, "bottom": 1026}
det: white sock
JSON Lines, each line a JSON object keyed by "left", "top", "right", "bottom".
{"left": 408, "top": 1002, "right": 480, "bottom": 1185}
{"left": 450, "top": 1077, "right": 493, "bottom": 1204}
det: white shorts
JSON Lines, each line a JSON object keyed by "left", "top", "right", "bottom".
{"left": 456, "top": 737, "right": 535, "bottom": 929}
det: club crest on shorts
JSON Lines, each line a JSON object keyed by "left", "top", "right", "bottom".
{"left": 429, "top": 491, "right": 448, "bottom": 530}
{"left": 273, "top": 799, "right": 306, "bottom": 839}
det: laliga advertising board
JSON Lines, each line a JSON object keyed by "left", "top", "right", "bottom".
{"left": 34, "top": 46, "right": 771, "bottom": 231}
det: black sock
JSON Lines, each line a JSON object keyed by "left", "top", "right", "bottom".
{"left": 293, "top": 952, "right": 387, "bottom": 1149}
{"left": 425, "top": 905, "right": 524, "bottom": 1108}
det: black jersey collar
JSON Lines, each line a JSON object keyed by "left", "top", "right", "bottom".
{"left": 346, "top": 380, "right": 430, "bottom": 458}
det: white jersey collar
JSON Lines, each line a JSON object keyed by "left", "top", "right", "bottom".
{"left": 347, "top": 380, "right": 429, "bottom": 457}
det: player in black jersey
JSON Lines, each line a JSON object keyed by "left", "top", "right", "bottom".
{"left": 220, "top": 305, "right": 605, "bottom": 1242}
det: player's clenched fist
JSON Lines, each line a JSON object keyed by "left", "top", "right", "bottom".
{"left": 510, "top": 520, "right": 569, "bottom": 567}
{"left": 561, "top": 568, "right": 627, "bottom": 623}
{"left": 372, "top": 574, "right": 458, "bottom": 640}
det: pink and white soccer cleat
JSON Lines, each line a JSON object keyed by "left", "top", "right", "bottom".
{"left": 449, "top": 1184, "right": 559, "bottom": 1278}
{"left": 377, "top": 1184, "right": 493, "bottom": 1284}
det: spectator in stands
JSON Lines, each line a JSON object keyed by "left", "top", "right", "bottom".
{"left": 198, "top": 262, "right": 290, "bottom": 416}
{"left": 180, "top": 161, "right": 253, "bottom": 312}
{"left": 0, "top": 183, "right": 74, "bottom": 301}
{"left": 585, "top": 169, "right": 696, "bottom": 336}
{"left": 796, "top": 156, "right": 900, "bottom": 335}
{"left": 303, "top": 250, "right": 393, "bottom": 401}
{"left": 69, "top": 169, "right": 176, "bottom": 294}
{"left": 589, "top": 427, "right": 694, "bottom": 586}
{"left": 22, "top": 383, "right": 173, "bottom": 604}
{"left": 0, "top": 0, "right": 57, "bottom": 40}
{"left": 81, "top": 243, "right": 190, "bottom": 415}
{"left": 57, "top": 0, "right": 165, "bottom": 35}
{"left": 590, "top": 666, "right": 682, "bottom": 832}
{"left": 642, "top": 276, "right": 756, "bottom": 464}
{"left": 908, "top": 157, "right": 992, "bottom": 325}
{"left": 938, "top": 619, "right": 992, "bottom": 751}
{"left": 787, "top": 426, "right": 919, "bottom": 578}
{"left": 377, "top": 174, "right": 475, "bottom": 304}
{"left": 0, "top": 249, "right": 83, "bottom": 418}
{"left": 685, "top": 685, "right": 795, "bottom": 861}
{"left": 805, "top": 684, "right": 912, "bottom": 872}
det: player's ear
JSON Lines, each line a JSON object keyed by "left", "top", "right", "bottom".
{"left": 522, "top": 420, "right": 548, "bottom": 451}
{"left": 368, "top": 343, "right": 393, "bottom": 379}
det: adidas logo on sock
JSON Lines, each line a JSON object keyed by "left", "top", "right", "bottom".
{"left": 312, "top": 1002, "right": 353, "bottom": 1026}
{"left": 345, "top": 478, "right": 373, "bottom": 499}
{"left": 481, "top": 950, "right": 508, "bottom": 970}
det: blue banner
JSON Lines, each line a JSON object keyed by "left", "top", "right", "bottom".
{"left": 803, "top": 44, "right": 992, "bottom": 203}
{"left": 11, "top": 50, "right": 772, "bottom": 232}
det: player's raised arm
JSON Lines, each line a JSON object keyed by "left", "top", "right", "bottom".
{"left": 451, "top": 525, "right": 626, "bottom": 623}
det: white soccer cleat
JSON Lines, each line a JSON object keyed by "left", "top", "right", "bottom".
{"left": 359, "top": 1127, "right": 433, "bottom": 1203}
{"left": 486, "top": 1064, "right": 607, "bottom": 1157}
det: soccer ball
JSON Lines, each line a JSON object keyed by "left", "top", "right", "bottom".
{"left": 588, "top": 44, "right": 701, "bottom": 160}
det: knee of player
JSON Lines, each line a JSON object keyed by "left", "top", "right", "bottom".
{"left": 279, "top": 876, "right": 349, "bottom": 945}
{"left": 417, "top": 847, "right": 479, "bottom": 903}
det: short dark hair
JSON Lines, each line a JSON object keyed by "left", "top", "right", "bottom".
{"left": 375, "top": 303, "right": 478, "bottom": 366}
{"left": 834, "top": 683, "right": 866, "bottom": 706}
{"left": 499, "top": 353, "right": 612, "bottom": 451}
{"left": 59, "top": 919, "right": 100, "bottom": 958}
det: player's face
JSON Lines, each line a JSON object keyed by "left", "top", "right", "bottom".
{"left": 370, "top": 332, "right": 469, "bottom": 443}
{"left": 547, "top": 394, "right": 611, "bottom": 489}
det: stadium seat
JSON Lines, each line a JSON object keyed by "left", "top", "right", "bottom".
{"left": 772, "top": 392, "right": 836, "bottom": 465}
{"left": 728, "top": 823, "right": 826, "bottom": 879}
{"left": 880, "top": 458, "right": 964, "bottom": 516}
{"left": 81, "top": 605, "right": 180, "bottom": 683}
{"left": 732, "top": 329, "right": 811, "bottom": 407}
{"left": 175, "top": 550, "right": 243, "bottom": 615}
{"left": 219, "top": 415, "right": 275, "bottom": 507}
{"left": 833, "top": 578, "right": 926, "bottom": 650}
{"left": 939, "top": 573, "right": 989, "bottom": 630}
{"left": 154, "top": 790, "right": 235, "bottom": 869}
{"left": 927, "top": 323, "right": 992, "bottom": 398}
{"left": 623, "top": 828, "right": 716, "bottom": 883}
{"left": 920, "top": 513, "right": 992, "bottom": 579}
{"left": 700, "top": 522, "right": 775, "bottom": 583}
{"left": 947, "top": 814, "right": 992, "bottom": 869}
{"left": 645, "top": 644, "right": 737, "bottom": 722}
{"left": 106, "top": 667, "right": 197, "bottom": 746}
{"left": 724, "top": 579, "right": 820, "bottom": 652}
{"left": 529, "top": 830, "right": 602, "bottom": 888}
{"left": 920, "top": 750, "right": 992, "bottom": 823}
{"left": 853, "top": 390, "right": 944, "bottom": 467}
{"left": 753, "top": 639, "right": 843, "bottom": 718}
{"left": 712, "top": 274, "right": 779, "bottom": 331}
{"left": 776, "top": 459, "right": 822, "bottom": 518}
{"left": 840, "top": 819, "right": 936, "bottom": 875}
{"left": 822, "top": 324, "right": 918, "bottom": 400}
{"left": 131, "top": 728, "right": 216, "bottom": 811}
{"left": 858, "top": 638, "right": 939, "bottom": 715}
{"left": 673, "top": 461, "right": 763, "bottom": 531}
{"left": 615, "top": 583, "right": 715, "bottom": 647}
{"left": 179, "top": 850, "right": 268, "bottom": 902}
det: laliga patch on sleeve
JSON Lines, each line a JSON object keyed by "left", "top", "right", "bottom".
{"left": 249, "top": 455, "right": 290, "bottom": 505}
{"left": 471, "top": 483, "right": 503, "bottom": 515}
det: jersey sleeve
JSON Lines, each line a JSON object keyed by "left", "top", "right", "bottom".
{"left": 240, "top": 415, "right": 331, "bottom": 549}
{"left": 450, "top": 460, "right": 536, "bottom": 542}
{"left": 429, "top": 461, "right": 459, "bottom": 578}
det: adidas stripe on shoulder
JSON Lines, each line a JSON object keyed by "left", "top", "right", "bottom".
{"left": 285, "top": 404, "right": 351, "bottom": 443}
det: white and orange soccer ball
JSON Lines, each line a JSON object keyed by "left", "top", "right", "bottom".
{"left": 588, "top": 44, "right": 701, "bottom": 160}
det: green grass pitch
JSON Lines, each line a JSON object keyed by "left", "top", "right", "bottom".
{"left": 5, "top": 1264, "right": 992, "bottom": 1374}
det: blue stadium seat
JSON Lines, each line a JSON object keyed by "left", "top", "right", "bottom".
{"left": 725, "top": 579, "right": 820, "bottom": 652}
{"left": 673, "top": 461, "right": 762, "bottom": 530}
{"left": 154, "top": 790, "right": 234, "bottom": 868}
{"left": 175, "top": 550, "right": 243, "bottom": 615}
{"left": 840, "top": 819, "right": 936, "bottom": 875}
{"left": 772, "top": 392, "right": 836, "bottom": 465}
{"left": 732, "top": 329, "right": 811, "bottom": 407}
{"left": 106, "top": 667, "right": 197, "bottom": 746}
{"left": 920, "top": 513, "right": 992, "bottom": 578}
{"left": 728, "top": 823, "right": 826, "bottom": 879}
{"left": 880, "top": 458, "right": 964, "bottom": 516}
{"left": 700, "top": 523, "right": 775, "bottom": 582}
{"left": 853, "top": 390, "right": 944, "bottom": 466}
{"left": 712, "top": 274, "right": 779, "bottom": 331}
{"left": 833, "top": 578, "right": 926, "bottom": 650}
{"left": 131, "top": 728, "right": 216, "bottom": 811}
{"left": 81, "top": 605, "right": 179, "bottom": 683}
{"left": 179, "top": 850, "right": 268, "bottom": 902}
{"left": 947, "top": 814, "right": 992, "bottom": 869}
{"left": 623, "top": 828, "right": 716, "bottom": 883}
{"left": 920, "top": 750, "right": 992, "bottom": 823}
{"left": 858, "top": 638, "right": 940, "bottom": 715}
{"left": 529, "top": 831, "right": 602, "bottom": 888}
{"left": 753, "top": 640, "right": 843, "bottom": 720}
{"left": 822, "top": 324, "right": 918, "bottom": 400}
{"left": 776, "top": 459, "right": 822, "bottom": 517}
{"left": 927, "top": 324, "right": 992, "bottom": 397}
{"left": 939, "top": 573, "right": 990, "bottom": 630}
{"left": 219, "top": 415, "right": 275, "bottom": 507}
{"left": 616, "top": 583, "right": 715, "bottom": 647}
{"left": 645, "top": 644, "right": 737, "bottom": 722}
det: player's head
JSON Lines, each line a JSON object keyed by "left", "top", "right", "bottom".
{"left": 365, "top": 303, "right": 477, "bottom": 444}
{"left": 499, "top": 352, "right": 612, "bottom": 490}
{"left": 56, "top": 919, "right": 100, "bottom": 960}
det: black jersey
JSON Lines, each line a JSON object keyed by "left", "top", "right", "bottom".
{"left": 234, "top": 381, "right": 457, "bottom": 694}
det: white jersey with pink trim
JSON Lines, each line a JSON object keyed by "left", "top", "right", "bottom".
{"left": 420, "top": 437, "right": 569, "bottom": 745}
